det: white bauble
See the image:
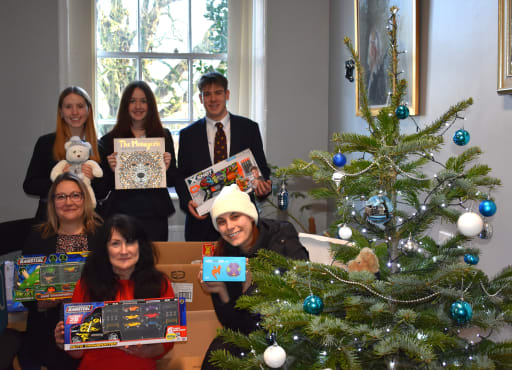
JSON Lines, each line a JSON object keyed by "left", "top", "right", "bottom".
{"left": 457, "top": 212, "right": 484, "bottom": 237}
{"left": 263, "top": 344, "right": 287, "bottom": 368}
{"left": 337, "top": 224, "right": 352, "bottom": 240}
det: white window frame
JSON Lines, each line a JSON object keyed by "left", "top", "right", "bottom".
{"left": 93, "top": 0, "right": 228, "bottom": 136}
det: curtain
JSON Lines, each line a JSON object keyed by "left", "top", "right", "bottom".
{"left": 228, "top": 0, "right": 267, "bottom": 148}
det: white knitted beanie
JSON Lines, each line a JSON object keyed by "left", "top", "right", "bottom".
{"left": 210, "top": 184, "right": 259, "bottom": 230}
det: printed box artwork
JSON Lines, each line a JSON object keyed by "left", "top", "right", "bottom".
{"left": 13, "top": 252, "right": 88, "bottom": 302}
{"left": 202, "top": 257, "right": 246, "bottom": 282}
{"left": 114, "top": 138, "right": 166, "bottom": 190}
{"left": 185, "top": 148, "right": 262, "bottom": 216}
{"left": 63, "top": 298, "right": 187, "bottom": 350}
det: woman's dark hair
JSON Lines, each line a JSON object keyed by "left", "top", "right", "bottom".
{"left": 81, "top": 214, "right": 168, "bottom": 301}
{"left": 109, "top": 80, "right": 165, "bottom": 139}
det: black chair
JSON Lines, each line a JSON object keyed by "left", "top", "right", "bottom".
{"left": 0, "top": 218, "right": 35, "bottom": 255}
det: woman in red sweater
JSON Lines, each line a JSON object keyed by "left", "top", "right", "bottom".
{"left": 55, "top": 214, "right": 174, "bottom": 370}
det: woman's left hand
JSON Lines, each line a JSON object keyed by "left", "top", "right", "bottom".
{"left": 163, "top": 152, "right": 171, "bottom": 170}
{"left": 121, "top": 343, "right": 165, "bottom": 358}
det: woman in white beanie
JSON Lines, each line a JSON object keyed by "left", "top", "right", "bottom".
{"left": 199, "top": 184, "right": 309, "bottom": 369}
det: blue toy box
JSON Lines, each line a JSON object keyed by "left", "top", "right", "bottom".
{"left": 202, "top": 256, "right": 246, "bottom": 282}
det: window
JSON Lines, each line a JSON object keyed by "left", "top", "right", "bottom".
{"left": 94, "top": 0, "right": 228, "bottom": 141}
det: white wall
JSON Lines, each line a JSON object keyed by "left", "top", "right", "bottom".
{"left": 265, "top": 0, "right": 330, "bottom": 232}
{"left": 0, "top": 1, "right": 60, "bottom": 220}
{"left": 330, "top": 0, "right": 511, "bottom": 276}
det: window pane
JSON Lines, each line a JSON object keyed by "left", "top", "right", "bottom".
{"left": 192, "top": 0, "right": 228, "bottom": 53}
{"left": 142, "top": 59, "right": 189, "bottom": 120}
{"left": 192, "top": 59, "right": 227, "bottom": 119}
{"left": 140, "top": 0, "right": 188, "bottom": 53}
{"left": 96, "top": 58, "right": 137, "bottom": 121}
{"left": 96, "top": 0, "right": 138, "bottom": 52}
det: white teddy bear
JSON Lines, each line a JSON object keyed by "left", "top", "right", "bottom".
{"left": 50, "top": 136, "right": 103, "bottom": 207}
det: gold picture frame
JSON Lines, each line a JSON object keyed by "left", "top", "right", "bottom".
{"left": 498, "top": 0, "right": 512, "bottom": 94}
{"left": 354, "top": 0, "right": 419, "bottom": 115}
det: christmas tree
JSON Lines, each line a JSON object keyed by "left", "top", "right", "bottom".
{"left": 209, "top": 7, "right": 512, "bottom": 369}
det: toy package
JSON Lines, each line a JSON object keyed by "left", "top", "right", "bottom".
{"left": 13, "top": 252, "right": 88, "bottom": 302}
{"left": 202, "top": 256, "right": 246, "bottom": 282}
{"left": 63, "top": 297, "right": 187, "bottom": 350}
{"left": 185, "top": 149, "right": 261, "bottom": 215}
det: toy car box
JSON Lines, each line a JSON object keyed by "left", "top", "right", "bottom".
{"left": 13, "top": 252, "right": 88, "bottom": 301}
{"left": 202, "top": 256, "right": 246, "bottom": 282}
{"left": 63, "top": 297, "right": 187, "bottom": 350}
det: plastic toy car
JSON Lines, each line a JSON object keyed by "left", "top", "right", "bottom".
{"left": 124, "top": 314, "right": 139, "bottom": 320}
{"left": 124, "top": 321, "right": 142, "bottom": 328}
{"left": 144, "top": 312, "right": 159, "bottom": 319}
{"left": 123, "top": 305, "right": 139, "bottom": 312}
{"left": 144, "top": 304, "right": 159, "bottom": 312}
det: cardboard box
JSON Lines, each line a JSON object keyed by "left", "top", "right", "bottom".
{"left": 64, "top": 298, "right": 187, "bottom": 351}
{"left": 158, "top": 310, "right": 222, "bottom": 370}
{"left": 157, "top": 264, "right": 212, "bottom": 311}
{"left": 154, "top": 242, "right": 214, "bottom": 264}
{"left": 154, "top": 242, "right": 216, "bottom": 311}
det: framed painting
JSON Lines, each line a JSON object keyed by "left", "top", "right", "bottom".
{"left": 354, "top": 0, "right": 419, "bottom": 115}
{"left": 498, "top": 0, "right": 512, "bottom": 94}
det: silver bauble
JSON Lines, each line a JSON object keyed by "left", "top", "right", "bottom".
{"left": 399, "top": 235, "right": 419, "bottom": 252}
{"left": 478, "top": 221, "right": 493, "bottom": 240}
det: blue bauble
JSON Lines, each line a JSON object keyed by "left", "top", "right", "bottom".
{"left": 450, "top": 301, "right": 473, "bottom": 325}
{"left": 453, "top": 129, "right": 470, "bottom": 146}
{"left": 479, "top": 199, "right": 497, "bottom": 217}
{"left": 464, "top": 254, "right": 479, "bottom": 265}
{"left": 395, "top": 105, "right": 409, "bottom": 119}
{"left": 303, "top": 295, "right": 324, "bottom": 315}
{"left": 364, "top": 195, "right": 394, "bottom": 224}
{"left": 332, "top": 153, "right": 347, "bottom": 167}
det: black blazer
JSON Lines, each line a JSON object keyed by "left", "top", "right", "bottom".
{"left": 98, "top": 129, "right": 184, "bottom": 219}
{"left": 177, "top": 113, "right": 271, "bottom": 241}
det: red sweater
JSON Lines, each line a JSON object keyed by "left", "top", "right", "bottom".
{"left": 71, "top": 278, "right": 175, "bottom": 370}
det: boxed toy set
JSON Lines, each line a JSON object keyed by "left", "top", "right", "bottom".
{"left": 185, "top": 148, "right": 262, "bottom": 215}
{"left": 202, "top": 256, "right": 246, "bottom": 282}
{"left": 63, "top": 297, "right": 187, "bottom": 350}
{"left": 13, "top": 252, "right": 88, "bottom": 302}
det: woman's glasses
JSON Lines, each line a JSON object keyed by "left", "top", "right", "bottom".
{"left": 53, "top": 192, "right": 84, "bottom": 203}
